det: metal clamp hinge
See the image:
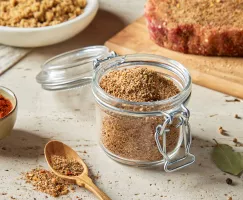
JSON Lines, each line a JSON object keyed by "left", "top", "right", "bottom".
{"left": 155, "top": 104, "right": 195, "bottom": 172}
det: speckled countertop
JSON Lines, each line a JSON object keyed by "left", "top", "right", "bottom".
{"left": 0, "top": 1, "right": 243, "bottom": 200}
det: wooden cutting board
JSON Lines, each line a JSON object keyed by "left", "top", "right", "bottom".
{"left": 105, "top": 17, "right": 243, "bottom": 99}
{"left": 0, "top": 45, "right": 31, "bottom": 75}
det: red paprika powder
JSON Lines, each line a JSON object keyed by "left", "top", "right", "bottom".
{"left": 0, "top": 94, "right": 12, "bottom": 118}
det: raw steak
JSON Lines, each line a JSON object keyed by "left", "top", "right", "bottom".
{"left": 145, "top": 0, "right": 243, "bottom": 56}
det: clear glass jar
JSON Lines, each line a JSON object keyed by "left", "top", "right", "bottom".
{"left": 36, "top": 46, "right": 195, "bottom": 172}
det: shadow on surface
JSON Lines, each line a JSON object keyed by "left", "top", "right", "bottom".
{"left": 132, "top": 135, "right": 215, "bottom": 174}
{"left": 37, "top": 9, "right": 126, "bottom": 55}
{"left": 0, "top": 129, "right": 48, "bottom": 158}
{"left": 33, "top": 10, "right": 126, "bottom": 115}
{"left": 183, "top": 135, "right": 215, "bottom": 173}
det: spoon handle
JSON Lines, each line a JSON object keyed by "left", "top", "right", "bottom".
{"left": 76, "top": 176, "right": 111, "bottom": 200}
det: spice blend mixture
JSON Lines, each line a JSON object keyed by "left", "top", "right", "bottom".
{"left": 51, "top": 155, "right": 84, "bottom": 176}
{"left": 0, "top": 94, "right": 12, "bottom": 118}
{"left": 24, "top": 169, "right": 70, "bottom": 197}
{"left": 99, "top": 67, "right": 181, "bottom": 161}
{"left": 0, "top": 0, "right": 86, "bottom": 28}
{"left": 100, "top": 68, "right": 179, "bottom": 102}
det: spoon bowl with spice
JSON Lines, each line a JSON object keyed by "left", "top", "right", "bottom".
{"left": 0, "top": 86, "right": 17, "bottom": 139}
{"left": 45, "top": 140, "right": 111, "bottom": 200}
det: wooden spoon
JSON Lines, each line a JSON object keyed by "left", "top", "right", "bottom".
{"left": 44, "top": 140, "right": 111, "bottom": 200}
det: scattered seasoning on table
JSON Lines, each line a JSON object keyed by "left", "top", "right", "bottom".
{"left": 233, "top": 138, "right": 238, "bottom": 143}
{"left": 234, "top": 114, "right": 241, "bottom": 119}
{"left": 51, "top": 155, "right": 84, "bottom": 176}
{"left": 209, "top": 114, "right": 218, "bottom": 117}
{"left": 225, "top": 99, "right": 240, "bottom": 102}
{"left": 0, "top": 94, "right": 12, "bottom": 118}
{"left": 90, "top": 171, "right": 100, "bottom": 181}
{"left": 232, "top": 138, "right": 243, "bottom": 147}
{"left": 24, "top": 169, "right": 70, "bottom": 197}
{"left": 226, "top": 178, "right": 233, "bottom": 185}
{"left": 99, "top": 67, "right": 180, "bottom": 161}
{"left": 218, "top": 126, "right": 227, "bottom": 135}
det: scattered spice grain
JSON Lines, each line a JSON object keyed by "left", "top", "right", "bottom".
{"left": 233, "top": 138, "right": 238, "bottom": 143}
{"left": 0, "top": 94, "right": 12, "bottom": 118}
{"left": 228, "top": 197, "right": 233, "bottom": 200}
{"left": 51, "top": 155, "right": 84, "bottom": 176}
{"left": 218, "top": 126, "right": 226, "bottom": 135}
{"left": 209, "top": 114, "right": 218, "bottom": 117}
{"left": 232, "top": 138, "right": 243, "bottom": 147}
{"left": 99, "top": 67, "right": 180, "bottom": 161}
{"left": 24, "top": 169, "right": 70, "bottom": 197}
{"left": 234, "top": 114, "right": 241, "bottom": 119}
{"left": 0, "top": 0, "right": 86, "bottom": 28}
{"left": 226, "top": 178, "right": 233, "bottom": 185}
{"left": 225, "top": 99, "right": 240, "bottom": 102}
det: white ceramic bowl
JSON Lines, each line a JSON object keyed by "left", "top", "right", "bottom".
{"left": 0, "top": 87, "right": 17, "bottom": 139}
{"left": 0, "top": 0, "right": 98, "bottom": 47}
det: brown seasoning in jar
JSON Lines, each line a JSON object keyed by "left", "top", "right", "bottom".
{"left": 99, "top": 67, "right": 181, "bottom": 161}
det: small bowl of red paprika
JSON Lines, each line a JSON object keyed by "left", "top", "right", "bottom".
{"left": 0, "top": 86, "right": 17, "bottom": 139}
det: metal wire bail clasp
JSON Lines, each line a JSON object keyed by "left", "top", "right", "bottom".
{"left": 93, "top": 51, "right": 118, "bottom": 69}
{"left": 155, "top": 104, "right": 195, "bottom": 172}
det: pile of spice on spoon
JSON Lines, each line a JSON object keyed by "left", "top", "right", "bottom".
{"left": 51, "top": 155, "right": 84, "bottom": 176}
{"left": 23, "top": 156, "right": 84, "bottom": 197}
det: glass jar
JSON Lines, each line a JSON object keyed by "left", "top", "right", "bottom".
{"left": 36, "top": 46, "right": 195, "bottom": 172}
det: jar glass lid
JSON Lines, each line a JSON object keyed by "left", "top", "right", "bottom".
{"left": 36, "top": 45, "right": 110, "bottom": 91}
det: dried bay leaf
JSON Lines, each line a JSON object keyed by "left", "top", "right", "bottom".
{"left": 212, "top": 140, "right": 243, "bottom": 176}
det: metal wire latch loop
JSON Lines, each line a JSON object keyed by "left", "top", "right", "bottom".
{"left": 155, "top": 104, "right": 195, "bottom": 172}
{"left": 93, "top": 51, "right": 118, "bottom": 69}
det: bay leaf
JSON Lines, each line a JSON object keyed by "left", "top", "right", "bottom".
{"left": 212, "top": 141, "right": 243, "bottom": 176}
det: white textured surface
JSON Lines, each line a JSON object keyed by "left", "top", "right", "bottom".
{"left": 0, "top": 1, "right": 243, "bottom": 200}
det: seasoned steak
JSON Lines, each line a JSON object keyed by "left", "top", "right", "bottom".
{"left": 145, "top": 0, "right": 243, "bottom": 56}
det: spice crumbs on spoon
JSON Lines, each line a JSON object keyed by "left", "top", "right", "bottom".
{"left": 50, "top": 155, "right": 84, "bottom": 176}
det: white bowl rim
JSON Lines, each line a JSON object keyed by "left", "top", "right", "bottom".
{"left": 0, "top": 86, "right": 18, "bottom": 121}
{"left": 0, "top": 0, "right": 98, "bottom": 32}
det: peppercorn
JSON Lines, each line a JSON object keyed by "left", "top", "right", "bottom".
{"left": 233, "top": 138, "right": 238, "bottom": 143}
{"left": 234, "top": 114, "right": 241, "bottom": 119}
{"left": 226, "top": 178, "right": 233, "bottom": 185}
